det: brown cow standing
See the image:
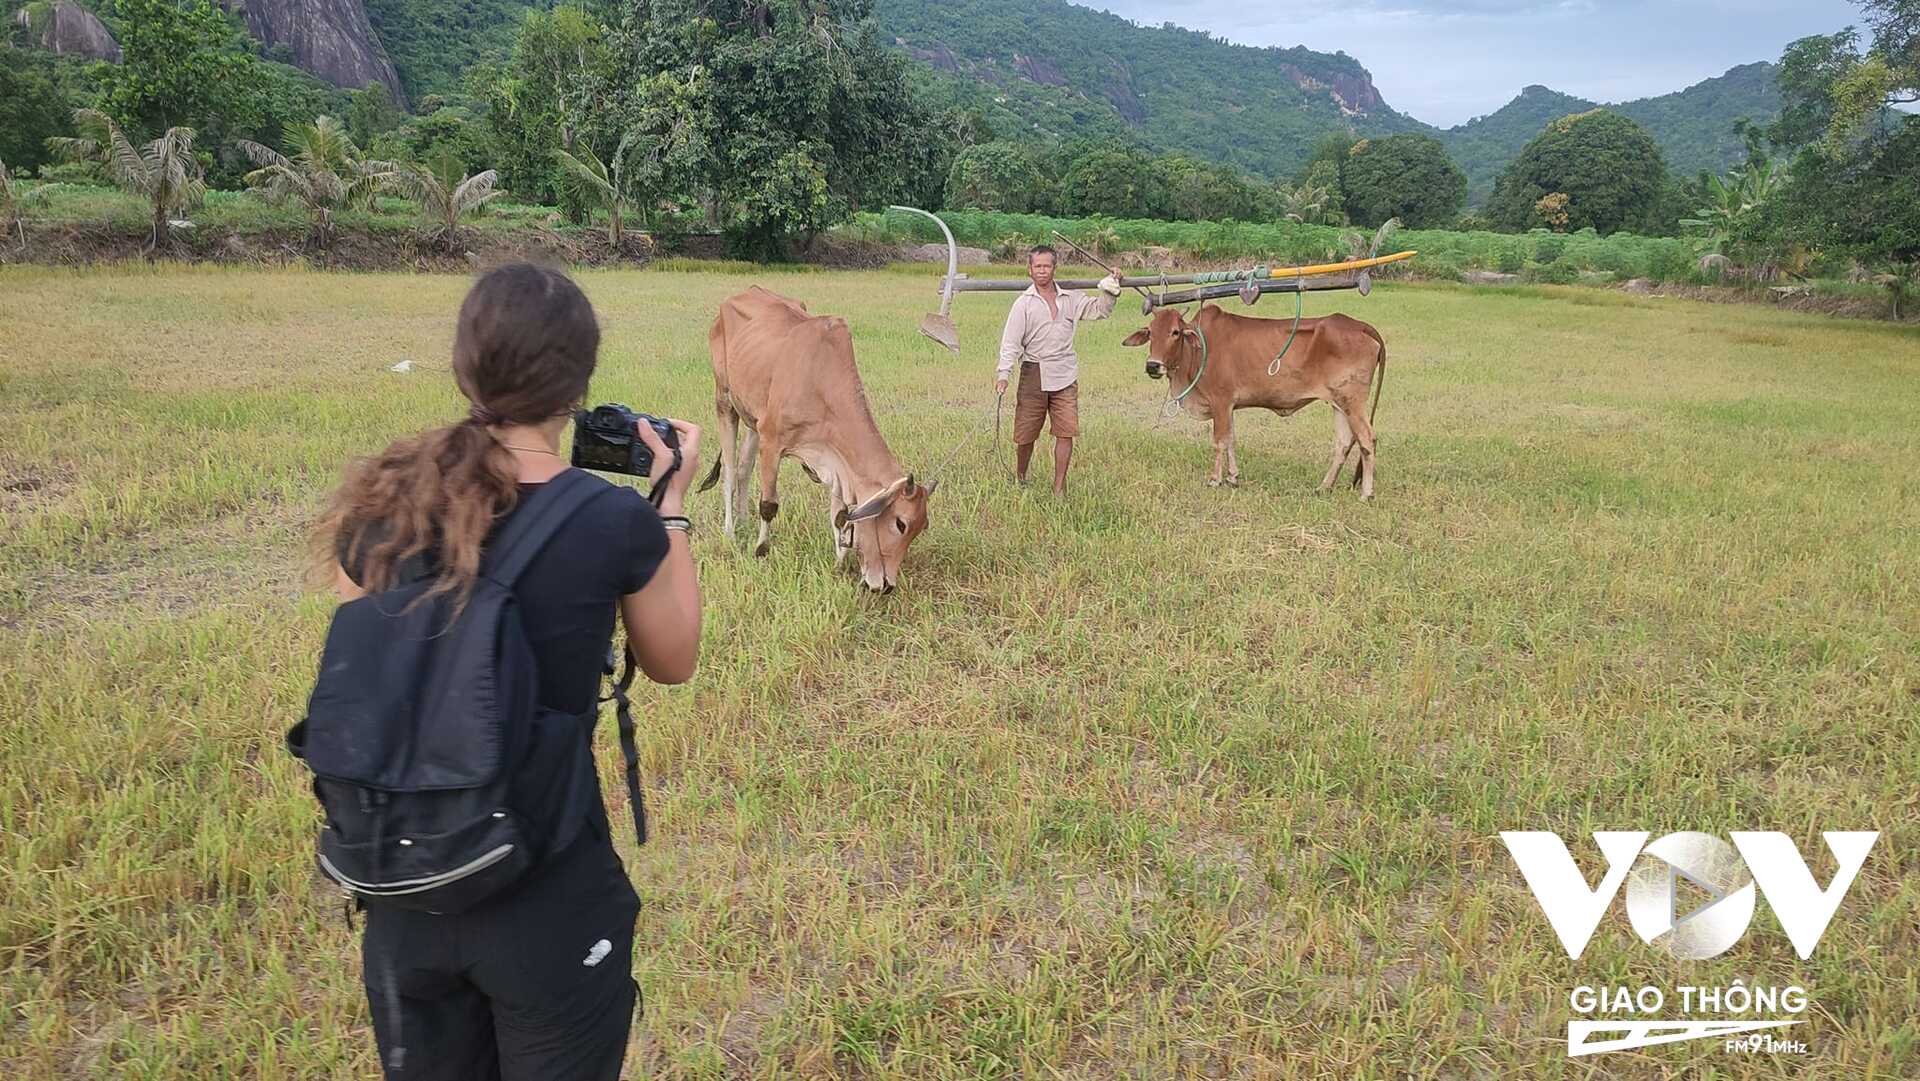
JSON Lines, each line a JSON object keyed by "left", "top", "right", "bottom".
{"left": 700, "top": 287, "right": 934, "bottom": 592}
{"left": 1123, "top": 303, "right": 1388, "bottom": 498}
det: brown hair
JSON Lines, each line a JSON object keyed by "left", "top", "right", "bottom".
{"left": 313, "top": 264, "right": 601, "bottom": 602}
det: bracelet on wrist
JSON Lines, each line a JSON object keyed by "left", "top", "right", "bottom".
{"left": 661, "top": 515, "right": 692, "bottom": 535}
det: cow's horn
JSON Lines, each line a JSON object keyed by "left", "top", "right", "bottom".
{"left": 845, "top": 476, "right": 911, "bottom": 523}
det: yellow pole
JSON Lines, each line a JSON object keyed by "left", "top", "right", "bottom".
{"left": 1262, "top": 250, "right": 1417, "bottom": 278}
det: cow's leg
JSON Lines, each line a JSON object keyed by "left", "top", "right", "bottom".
{"left": 1344, "top": 398, "right": 1378, "bottom": 501}
{"left": 1319, "top": 406, "right": 1357, "bottom": 492}
{"left": 1208, "top": 407, "right": 1233, "bottom": 488}
{"left": 716, "top": 402, "right": 740, "bottom": 539}
{"left": 826, "top": 478, "right": 853, "bottom": 568}
{"left": 1224, "top": 421, "right": 1241, "bottom": 488}
{"left": 736, "top": 425, "right": 760, "bottom": 537}
{"left": 753, "top": 440, "right": 780, "bottom": 558}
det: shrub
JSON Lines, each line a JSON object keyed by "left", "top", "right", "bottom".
{"left": 1527, "top": 261, "right": 1580, "bottom": 285}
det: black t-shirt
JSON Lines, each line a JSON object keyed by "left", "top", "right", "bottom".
{"left": 337, "top": 471, "right": 669, "bottom": 845}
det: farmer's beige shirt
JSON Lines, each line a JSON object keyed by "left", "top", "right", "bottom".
{"left": 996, "top": 284, "right": 1117, "bottom": 392}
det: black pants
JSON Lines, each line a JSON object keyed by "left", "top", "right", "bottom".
{"left": 361, "top": 833, "right": 642, "bottom": 1080}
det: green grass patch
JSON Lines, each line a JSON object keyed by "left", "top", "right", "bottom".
{"left": 1, "top": 265, "right": 1916, "bottom": 1078}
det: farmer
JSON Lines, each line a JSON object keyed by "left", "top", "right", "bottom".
{"left": 995, "top": 245, "right": 1122, "bottom": 495}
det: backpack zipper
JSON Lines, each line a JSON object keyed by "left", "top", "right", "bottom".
{"left": 319, "top": 844, "right": 515, "bottom": 896}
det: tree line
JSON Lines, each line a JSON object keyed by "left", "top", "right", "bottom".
{"left": 1, "top": 0, "right": 1914, "bottom": 300}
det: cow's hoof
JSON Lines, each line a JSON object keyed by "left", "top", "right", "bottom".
{"left": 753, "top": 540, "right": 771, "bottom": 558}
{"left": 1224, "top": 476, "right": 1240, "bottom": 488}
{"left": 1207, "top": 477, "right": 1221, "bottom": 488}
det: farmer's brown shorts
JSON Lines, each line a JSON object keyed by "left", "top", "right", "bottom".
{"left": 1013, "top": 362, "right": 1079, "bottom": 443}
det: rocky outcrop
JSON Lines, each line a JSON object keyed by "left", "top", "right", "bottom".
{"left": 1280, "top": 64, "right": 1385, "bottom": 116}
{"left": 899, "top": 38, "right": 961, "bottom": 74}
{"left": 224, "top": 0, "right": 405, "bottom": 105}
{"left": 1012, "top": 52, "right": 1067, "bottom": 88}
{"left": 15, "top": 1, "right": 121, "bottom": 62}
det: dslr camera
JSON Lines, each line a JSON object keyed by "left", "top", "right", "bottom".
{"left": 571, "top": 404, "right": 680, "bottom": 478}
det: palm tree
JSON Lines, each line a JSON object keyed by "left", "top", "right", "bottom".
{"left": 236, "top": 115, "right": 390, "bottom": 249}
{"left": 553, "top": 130, "right": 640, "bottom": 248}
{"left": 1278, "top": 181, "right": 1332, "bottom": 225}
{"left": 386, "top": 150, "right": 501, "bottom": 253}
{"left": 47, "top": 109, "right": 203, "bottom": 255}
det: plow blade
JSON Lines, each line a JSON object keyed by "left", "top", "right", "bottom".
{"left": 916, "top": 312, "right": 960, "bottom": 354}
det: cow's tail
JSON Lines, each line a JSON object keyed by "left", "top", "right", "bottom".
{"left": 698, "top": 309, "right": 727, "bottom": 494}
{"left": 1362, "top": 322, "right": 1387, "bottom": 427}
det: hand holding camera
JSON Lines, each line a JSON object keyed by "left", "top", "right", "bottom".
{"left": 637, "top": 417, "right": 700, "bottom": 517}
{"left": 571, "top": 403, "right": 703, "bottom": 514}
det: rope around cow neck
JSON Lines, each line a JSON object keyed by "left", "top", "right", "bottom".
{"left": 1267, "top": 274, "right": 1306, "bottom": 377}
{"left": 1162, "top": 311, "right": 1210, "bottom": 420}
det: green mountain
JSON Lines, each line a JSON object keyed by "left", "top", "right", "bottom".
{"left": 1439, "top": 63, "right": 1781, "bottom": 204}
{"left": 873, "top": 0, "right": 1428, "bottom": 179}
{"left": 96, "top": 0, "right": 1779, "bottom": 206}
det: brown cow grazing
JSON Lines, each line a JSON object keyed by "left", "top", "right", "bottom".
{"left": 700, "top": 287, "right": 934, "bottom": 592}
{"left": 1123, "top": 304, "right": 1387, "bottom": 498}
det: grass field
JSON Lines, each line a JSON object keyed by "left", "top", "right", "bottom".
{"left": 1, "top": 262, "right": 1917, "bottom": 1079}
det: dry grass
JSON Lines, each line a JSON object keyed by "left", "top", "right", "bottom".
{"left": 1, "top": 263, "right": 1917, "bottom": 1079}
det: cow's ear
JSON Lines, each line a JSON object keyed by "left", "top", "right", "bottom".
{"left": 1122, "top": 328, "right": 1150, "bottom": 347}
{"left": 846, "top": 476, "right": 911, "bottom": 523}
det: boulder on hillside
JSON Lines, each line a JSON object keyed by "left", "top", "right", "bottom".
{"left": 15, "top": 1, "right": 121, "bottom": 62}
{"left": 224, "top": 0, "right": 406, "bottom": 105}
{"left": 1463, "top": 270, "right": 1521, "bottom": 286}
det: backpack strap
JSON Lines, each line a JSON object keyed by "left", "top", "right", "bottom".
{"left": 481, "top": 469, "right": 608, "bottom": 587}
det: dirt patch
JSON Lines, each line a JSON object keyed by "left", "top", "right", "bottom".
{"left": 0, "top": 463, "right": 75, "bottom": 517}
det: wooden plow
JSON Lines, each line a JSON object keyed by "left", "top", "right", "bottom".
{"left": 887, "top": 206, "right": 1416, "bottom": 353}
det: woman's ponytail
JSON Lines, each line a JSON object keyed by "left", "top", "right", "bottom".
{"left": 314, "top": 264, "right": 601, "bottom": 601}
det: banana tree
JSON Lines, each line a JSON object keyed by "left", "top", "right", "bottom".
{"left": 553, "top": 129, "right": 643, "bottom": 249}
{"left": 237, "top": 115, "right": 391, "bottom": 249}
{"left": 1681, "top": 157, "right": 1790, "bottom": 276}
{"left": 386, "top": 150, "right": 501, "bottom": 253}
{"left": 47, "top": 109, "right": 203, "bottom": 255}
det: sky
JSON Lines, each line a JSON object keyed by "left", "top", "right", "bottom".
{"left": 1092, "top": 1, "right": 1866, "bottom": 127}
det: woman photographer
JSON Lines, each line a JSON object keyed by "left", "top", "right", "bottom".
{"left": 315, "top": 263, "right": 700, "bottom": 1080}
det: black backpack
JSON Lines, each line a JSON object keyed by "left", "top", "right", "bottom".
{"left": 288, "top": 470, "right": 646, "bottom": 915}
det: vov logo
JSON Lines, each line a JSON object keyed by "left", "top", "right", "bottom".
{"left": 1500, "top": 831, "right": 1879, "bottom": 960}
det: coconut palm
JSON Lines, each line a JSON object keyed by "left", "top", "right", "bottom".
{"left": 1278, "top": 181, "right": 1333, "bottom": 225}
{"left": 553, "top": 130, "right": 641, "bottom": 248}
{"left": 46, "top": 109, "right": 203, "bottom": 255}
{"left": 386, "top": 150, "right": 501, "bottom": 253}
{"left": 236, "top": 115, "right": 391, "bottom": 249}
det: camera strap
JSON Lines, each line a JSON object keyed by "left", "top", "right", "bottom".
{"left": 647, "top": 446, "right": 684, "bottom": 508}
{"left": 601, "top": 648, "right": 647, "bottom": 845}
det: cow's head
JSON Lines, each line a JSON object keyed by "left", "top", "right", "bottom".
{"left": 1123, "top": 306, "right": 1203, "bottom": 386}
{"left": 835, "top": 474, "right": 935, "bottom": 593}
